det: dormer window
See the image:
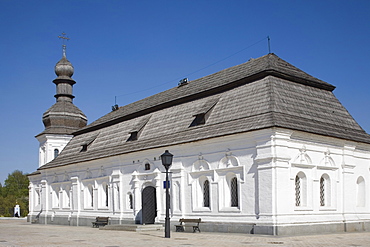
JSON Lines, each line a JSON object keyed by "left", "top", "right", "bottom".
{"left": 145, "top": 163, "right": 151, "bottom": 170}
{"left": 127, "top": 131, "right": 138, "bottom": 141}
{"left": 126, "top": 116, "right": 151, "bottom": 142}
{"left": 190, "top": 113, "right": 206, "bottom": 126}
{"left": 190, "top": 97, "right": 219, "bottom": 127}
{"left": 80, "top": 134, "right": 98, "bottom": 152}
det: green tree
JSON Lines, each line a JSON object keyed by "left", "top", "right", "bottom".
{"left": 0, "top": 170, "right": 29, "bottom": 217}
{"left": 0, "top": 182, "right": 3, "bottom": 197}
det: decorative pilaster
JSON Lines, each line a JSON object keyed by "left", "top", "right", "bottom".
{"left": 253, "top": 129, "right": 292, "bottom": 235}
{"left": 153, "top": 168, "right": 162, "bottom": 221}
{"left": 70, "top": 177, "right": 80, "bottom": 212}
{"left": 132, "top": 171, "right": 140, "bottom": 220}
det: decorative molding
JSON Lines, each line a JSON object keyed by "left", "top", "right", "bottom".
{"left": 192, "top": 156, "right": 210, "bottom": 172}
{"left": 291, "top": 163, "right": 315, "bottom": 169}
{"left": 319, "top": 149, "right": 336, "bottom": 167}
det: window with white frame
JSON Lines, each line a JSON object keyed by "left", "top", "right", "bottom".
{"left": 64, "top": 186, "right": 71, "bottom": 208}
{"left": 217, "top": 172, "right": 241, "bottom": 210}
{"left": 319, "top": 174, "right": 331, "bottom": 207}
{"left": 52, "top": 186, "right": 60, "bottom": 208}
{"left": 230, "top": 177, "right": 238, "bottom": 207}
{"left": 203, "top": 180, "right": 210, "bottom": 208}
{"left": 99, "top": 183, "right": 109, "bottom": 208}
{"left": 54, "top": 149, "right": 59, "bottom": 159}
{"left": 320, "top": 176, "right": 325, "bottom": 206}
{"left": 115, "top": 184, "right": 120, "bottom": 210}
{"left": 35, "top": 189, "right": 41, "bottom": 206}
{"left": 85, "top": 184, "right": 94, "bottom": 208}
{"left": 127, "top": 193, "right": 133, "bottom": 210}
{"left": 105, "top": 183, "right": 109, "bottom": 207}
{"left": 295, "top": 172, "right": 307, "bottom": 207}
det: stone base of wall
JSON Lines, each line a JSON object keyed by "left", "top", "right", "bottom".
{"left": 28, "top": 214, "right": 370, "bottom": 236}
{"left": 254, "top": 221, "right": 370, "bottom": 235}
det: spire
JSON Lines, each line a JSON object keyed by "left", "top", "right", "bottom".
{"left": 36, "top": 34, "right": 87, "bottom": 137}
{"left": 54, "top": 33, "right": 75, "bottom": 103}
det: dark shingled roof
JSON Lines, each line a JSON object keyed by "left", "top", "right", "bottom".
{"left": 39, "top": 53, "right": 370, "bottom": 170}
{"left": 36, "top": 101, "right": 87, "bottom": 137}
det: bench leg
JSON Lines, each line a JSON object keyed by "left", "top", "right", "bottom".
{"left": 193, "top": 226, "right": 200, "bottom": 233}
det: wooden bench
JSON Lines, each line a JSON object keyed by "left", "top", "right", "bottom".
{"left": 92, "top": 217, "right": 109, "bottom": 228}
{"left": 175, "top": 218, "right": 201, "bottom": 233}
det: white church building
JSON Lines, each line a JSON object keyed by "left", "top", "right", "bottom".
{"left": 28, "top": 49, "right": 370, "bottom": 235}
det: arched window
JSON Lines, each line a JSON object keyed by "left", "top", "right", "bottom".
{"left": 231, "top": 177, "right": 238, "bottom": 207}
{"left": 295, "top": 175, "right": 301, "bottom": 206}
{"left": 52, "top": 187, "right": 60, "bottom": 208}
{"left": 319, "top": 174, "right": 331, "bottom": 207}
{"left": 129, "top": 194, "right": 133, "bottom": 209}
{"left": 116, "top": 185, "right": 120, "bottom": 210}
{"left": 145, "top": 163, "right": 150, "bottom": 170}
{"left": 86, "top": 184, "right": 93, "bottom": 208}
{"left": 295, "top": 172, "right": 306, "bottom": 207}
{"left": 106, "top": 184, "right": 109, "bottom": 207}
{"left": 357, "top": 176, "right": 365, "bottom": 207}
{"left": 35, "top": 189, "right": 41, "bottom": 206}
{"left": 63, "top": 186, "right": 71, "bottom": 208}
{"left": 98, "top": 182, "right": 109, "bottom": 207}
{"left": 203, "top": 180, "right": 210, "bottom": 207}
{"left": 320, "top": 176, "right": 325, "bottom": 206}
{"left": 54, "top": 149, "right": 59, "bottom": 158}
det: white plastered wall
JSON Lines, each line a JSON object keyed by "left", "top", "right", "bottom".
{"left": 28, "top": 127, "right": 370, "bottom": 230}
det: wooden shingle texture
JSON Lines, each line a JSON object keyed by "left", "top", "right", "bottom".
{"left": 39, "top": 53, "right": 370, "bottom": 170}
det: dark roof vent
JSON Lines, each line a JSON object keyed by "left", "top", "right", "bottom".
{"left": 178, "top": 78, "right": 188, "bottom": 87}
{"left": 112, "top": 104, "right": 119, "bottom": 111}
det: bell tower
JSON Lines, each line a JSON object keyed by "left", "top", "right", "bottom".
{"left": 35, "top": 34, "right": 87, "bottom": 167}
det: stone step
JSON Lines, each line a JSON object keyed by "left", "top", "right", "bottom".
{"left": 100, "top": 224, "right": 164, "bottom": 232}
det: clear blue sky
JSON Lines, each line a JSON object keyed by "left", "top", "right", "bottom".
{"left": 0, "top": 0, "right": 369, "bottom": 184}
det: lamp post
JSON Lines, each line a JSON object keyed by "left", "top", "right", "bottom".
{"left": 161, "top": 150, "right": 173, "bottom": 238}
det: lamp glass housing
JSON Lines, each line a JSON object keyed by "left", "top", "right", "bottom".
{"left": 161, "top": 150, "right": 173, "bottom": 170}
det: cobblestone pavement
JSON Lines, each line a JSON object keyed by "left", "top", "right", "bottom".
{"left": 1, "top": 218, "right": 370, "bottom": 247}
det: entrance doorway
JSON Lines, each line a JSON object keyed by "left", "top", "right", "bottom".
{"left": 142, "top": 186, "right": 157, "bottom": 224}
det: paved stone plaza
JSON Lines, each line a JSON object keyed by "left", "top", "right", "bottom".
{"left": 1, "top": 218, "right": 370, "bottom": 247}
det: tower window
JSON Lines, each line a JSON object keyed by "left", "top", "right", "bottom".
{"left": 54, "top": 149, "right": 59, "bottom": 158}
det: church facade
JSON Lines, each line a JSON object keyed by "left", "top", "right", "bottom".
{"left": 28, "top": 52, "right": 370, "bottom": 235}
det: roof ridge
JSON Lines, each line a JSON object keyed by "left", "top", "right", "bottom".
{"left": 74, "top": 54, "right": 335, "bottom": 135}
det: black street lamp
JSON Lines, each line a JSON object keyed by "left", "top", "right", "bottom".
{"left": 161, "top": 150, "right": 173, "bottom": 238}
